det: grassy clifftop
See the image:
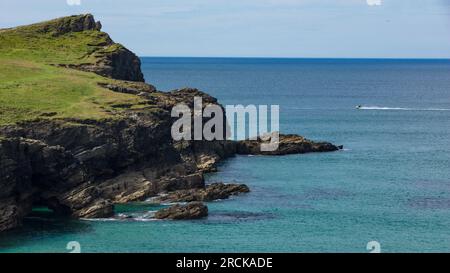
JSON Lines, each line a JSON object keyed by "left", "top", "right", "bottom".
{"left": 0, "top": 14, "right": 112, "bottom": 65}
{"left": 0, "top": 14, "right": 147, "bottom": 125}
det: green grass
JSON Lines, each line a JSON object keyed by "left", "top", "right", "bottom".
{"left": 0, "top": 15, "right": 115, "bottom": 65}
{"left": 0, "top": 16, "right": 146, "bottom": 126}
{"left": 0, "top": 58, "right": 145, "bottom": 125}
{"left": 0, "top": 29, "right": 112, "bottom": 65}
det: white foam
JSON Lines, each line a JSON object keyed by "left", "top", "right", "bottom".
{"left": 160, "top": 202, "right": 186, "bottom": 206}
{"left": 80, "top": 217, "right": 118, "bottom": 222}
{"left": 134, "top": 217, "right": 159, "bottom": 222}
{"left": 81, "top": 210, "right": 155, "bottom": 221}
{"left": 357, "top": 106, "right": 450, "bottom": 111}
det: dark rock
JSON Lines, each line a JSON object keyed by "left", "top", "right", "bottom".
{"left": 0, "top": 204, "right": 25, "bottom": 232}
{"left": 84, "top": 45, "right": 145, "bottom": 82}
{"left": 64, "top": 44, "right": 145, "bottom": 82}
{"left": 38, "top": 14, "right": 145, "bottom": 82}
{"left": 152, "top": 183, "right": 250, "bottom": 203}
{"left": 154, "top": 202, "right": 208, "bottom": 220}
{"left": 0, "top": 89, "right": 340, "bottom": 231}
{"left": 0, "top": 16, "right": 342, "bottom": 232}
{"left": 0, "top": 137, "right": 114, "bottom": 230}
{"left": 97, "top": 81, "right": 156, "bottom": 95}
{"left": 237, "top": 133, "right": 342, "bottom": 155}
{"left": 95, "top": 21, "right": 102, "bottom": 31}
{"left": 33, "top": 14, "right": 102, "bottom": 36}
{"left": 201, "top": 183, "right": 250, "bottom": 201}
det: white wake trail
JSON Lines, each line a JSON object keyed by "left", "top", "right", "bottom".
{"left": 357, "top": 106, "right": 450, "bottom": 111}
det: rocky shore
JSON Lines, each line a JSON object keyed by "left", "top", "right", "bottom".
{"left": 154, "top": 202, "right": 208, "bottom": 220}
{"left": 0, "top": 14, "right": 342, "bottom": 231}
{"left": 237, "top": 134, "right": 343, "bottom": 155}
{"left": 150, "top": 183, "right": 250, "bottom": 203}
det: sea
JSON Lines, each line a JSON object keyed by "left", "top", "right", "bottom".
{"left": 1, "top": 58, "right": 450, "bottom": 253}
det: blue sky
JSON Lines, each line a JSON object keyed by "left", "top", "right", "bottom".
{"left": 1, "top": 0, "right": 449, "bottom": 58}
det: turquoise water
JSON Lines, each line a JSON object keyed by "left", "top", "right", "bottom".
{"left": 1, "top": 58, "right": 450, "bottom": 253}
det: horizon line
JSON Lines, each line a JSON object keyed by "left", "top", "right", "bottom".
{"left": 138, "top": 56, "right": 450, "bottom": 60}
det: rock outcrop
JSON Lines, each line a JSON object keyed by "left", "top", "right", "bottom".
{"left": 237, "top": 134, "right": 341, "bottom": 155}
{"left": 0, "top": 137, "right": 115, "bottom": 232}
{"left": 154, "top": 202, "right": 208, "bottom": 220}
{"left": 30, "top": 14, "right": 102, "bottom": 36}
{"left": 150, "top": 183, "right": 250, "bottom": 203}
{"left": 25, "top": 14, "right": 145, "bottom": 82}
{"left": 74, "top": 44, "right": 145, "bottom": 82}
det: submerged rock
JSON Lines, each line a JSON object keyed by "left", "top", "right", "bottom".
{"left": 154, "top": 202, "right": 208, "bottom": 220}
{"left": 151, "top": 183, "right": 250, "bottom": 203}
{"left": 237, "top": 133, "right": 342, "bottom": 155}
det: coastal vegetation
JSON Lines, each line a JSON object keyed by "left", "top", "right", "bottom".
{"left": 0, "top": 14, "right": 145, "bottom": 125}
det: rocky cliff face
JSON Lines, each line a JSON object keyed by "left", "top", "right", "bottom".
{"left": 71, "top": 44, "right": 145, "bottom": 82}
{"left": 33, "top": 14, "right": 102, "bottom": 35}
{"left": 0, "top": 86, "right": 341, "bottom": 230}
{"left": 0, "top": 86, "right": 240, "bottom": 230}
{"left": 45, "top": 14, "right": 144, "bottom": 82}
{"left": 0, "top": 15, "right": 341, "bottom": 231}
{"left": 0, "top": 137, "right": 109, "bottom": 232}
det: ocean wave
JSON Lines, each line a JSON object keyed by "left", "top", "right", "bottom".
{"left": 81, "top": 217, "right": 160, "bottom": 222}
{"left": 357, "top": 106, "right": 450, "bottom": 111}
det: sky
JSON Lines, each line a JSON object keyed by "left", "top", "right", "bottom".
{"left": 0, "top": 0, "right": 449, "bottom": 58}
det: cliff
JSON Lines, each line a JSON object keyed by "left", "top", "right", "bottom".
{"left": 0, "top": 14, "right": 144, "bottom": 82}
{"left": 0, "top": 15, "right": 341, "bottom": 232}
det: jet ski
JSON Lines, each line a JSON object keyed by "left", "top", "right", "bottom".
{"left": 356, "top": 105, "right": 362, "bottom": 109}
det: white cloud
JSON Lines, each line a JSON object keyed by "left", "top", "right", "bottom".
{"left": 367, "top": 0, "right": 382, "bottom": 6}
{"left": 66, "top": 0, "right": 81, "bottom": 6}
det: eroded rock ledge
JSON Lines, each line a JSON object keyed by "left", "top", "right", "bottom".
{"left": 151, "top": 183, "right": 250, "bottom": 203}
{"left": 154, "top": 202, "right": 208, "bottom": 220}
{"left": 149, "top": 183, "right": 249, "bottom": 220}
{"left": 42, "top": 14, "right": 144, "bottom": 82}
{"left": 237, "top": 134, "right": 342, "bottom": 155}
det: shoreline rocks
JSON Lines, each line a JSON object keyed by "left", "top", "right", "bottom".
{"left": 237, "top": 134, "right": 342, "bottom": 155}
{"left": 0, "top": 91, "right": 342, "bottom": 231}
{"left": 147, "top": 183, "right": 249, "bottom": 220}
{"left": 150, "top": 183, "right": 250, "bottom": 203}
{"left": 154, "top": 202, "right": 208, "bottom": 220}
